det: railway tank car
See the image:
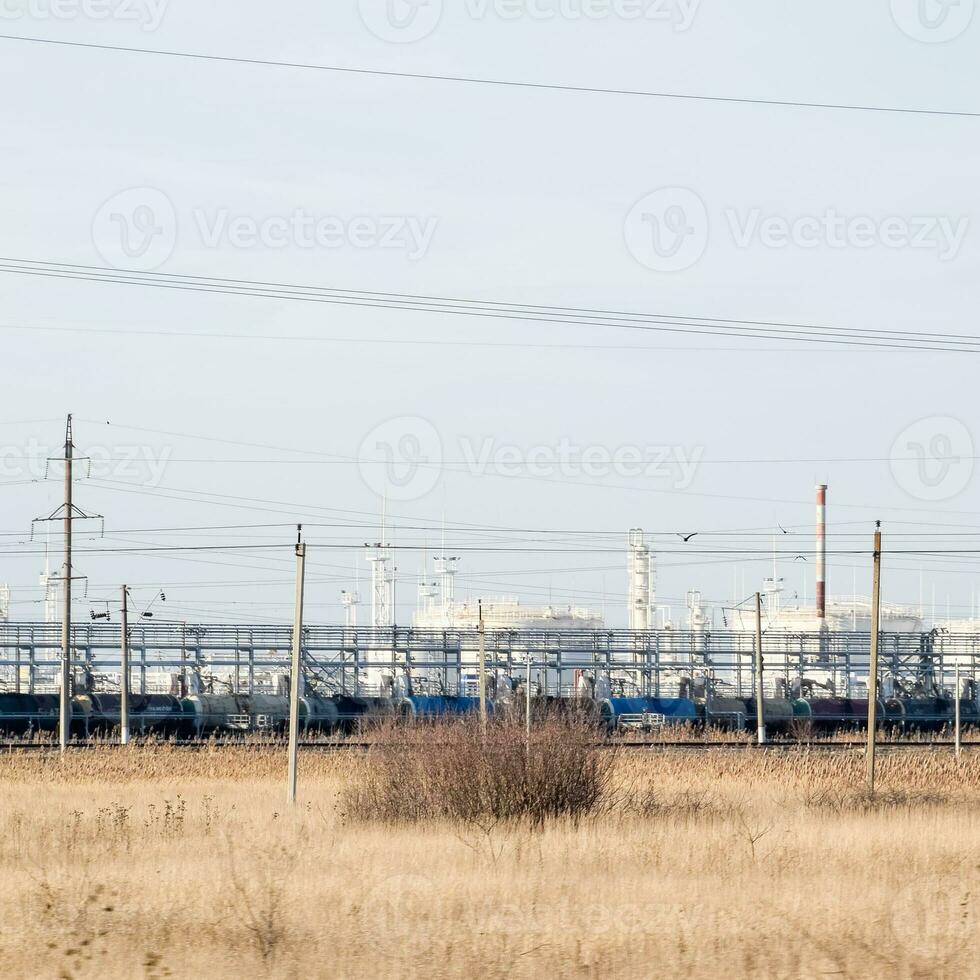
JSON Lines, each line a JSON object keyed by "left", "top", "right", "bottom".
{"left": 884, "top": 697, "right": 955, "bottom": 733}
{"left": 398, "top": 695, "right": 484, "bottom": 719}
{"left": 0, "top": 693, "right": 59, "bottom": 736}
{"left": 791, "top": 697, "right": 883, "bottom": 730}
{"left": 699, "top": 697, "right": 749, "bottom": 730}
{"left": 599, "top": 697, "right": 697, "bottom": 732}
{"left": 84, "top": 693, "right": 191, "bottom": 737}
{"left": 181, "top": 694, "right": 291, "bottom": 735}
{"left": 743, "top": 697, "right": 795, "bottom": 734}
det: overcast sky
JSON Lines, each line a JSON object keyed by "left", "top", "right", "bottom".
{"left": 1, "top": 1, "right": 978, "bottom": 627}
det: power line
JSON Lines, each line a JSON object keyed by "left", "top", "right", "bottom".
{"left": 3, "top": 539, "right": 980, "bottom": 556}
{"left": 2, "top": 259, "right": 975, "bottom": 354}
{"left": 0, "top": 33, "right": 975, "bottom": 119}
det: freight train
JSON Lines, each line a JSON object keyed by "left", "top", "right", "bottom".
{"left": 0, "top": 691, "right": 380, "bottom": 738}
{"left": 0, "top": 687, "right": 977, "bottom": 738}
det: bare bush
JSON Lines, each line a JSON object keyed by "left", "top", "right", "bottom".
{"left": 342, "top": 715, "right": 615, "bottom": 828}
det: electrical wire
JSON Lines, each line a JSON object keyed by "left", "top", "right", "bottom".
{"left": 0, "top": 33, "right": 975, "bottom": 119}
{"left": 1, "top": 259, "right": 977, "bottom": 354}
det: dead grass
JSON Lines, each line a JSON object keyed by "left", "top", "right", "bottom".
{"left": 0, "top": 741, "right": 977, "bottom": 978}
{"left": 342, "top": 717, "right": 615, "bottom": 826}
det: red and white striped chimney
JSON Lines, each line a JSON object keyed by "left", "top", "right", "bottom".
{"left": 816, "top": 484, "right": 827, "bottom": 620}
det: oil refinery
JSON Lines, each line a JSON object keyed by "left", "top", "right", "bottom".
{"left": 0, "top": 484, "right": 978, "bottom": 739}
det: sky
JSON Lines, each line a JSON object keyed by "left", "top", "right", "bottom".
{"left": 0, "top": 1, "right": 978, "bottom": 627}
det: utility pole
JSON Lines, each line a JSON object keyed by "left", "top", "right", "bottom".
{"left": 754, "top": 592, "right": 765, "bottom": 745}
{"left": 954, "top": 662, "right": 962, "bottom": 760}
{"left": 526, "top": 656, "right": 532, "bottom": 741}
{"left": 60, "top": 418, "right": 73, "bottom": 752}
{"left": 33, "top": 417, "right": 101, "bottom": 754}
{"left": 866, "top": 522, "right": 882, "bottom": 796}
{"left": 478, "top": 600, "right": 487, "bottom": 734}
{"left": 120, "top": 585, "right": 130, "bottom": 745}
{"left": 287, "top": 528, "right": 307, "bottom": 805}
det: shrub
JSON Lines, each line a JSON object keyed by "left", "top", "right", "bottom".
{"left": 341, "top": 714, "right": 614, "bottom": 828}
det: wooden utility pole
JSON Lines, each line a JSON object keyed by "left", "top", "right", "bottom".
{"left": 287, "top": 531, "right": 307, "bottom": 804}
{"left": 120, "top": 585, "right": 130, "bottom": 745}
{"left": 754, "top": 592, "right": 765, "bottom": 745}
{"left": 866, "top": 522, "right": 882, "bottom": 795}
{"left": 478, "top": 600, "right": 487, "bottom": 734}
{"left": 60, "top": 417, "right": 73, "bottom": 752}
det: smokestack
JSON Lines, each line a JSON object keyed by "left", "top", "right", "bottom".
{"left": 816, "top": 484, "right": 827, "bottom": 620}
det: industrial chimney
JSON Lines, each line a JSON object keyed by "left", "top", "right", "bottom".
{"left": 815, "top": 485, "right": 827, "bottom": 621}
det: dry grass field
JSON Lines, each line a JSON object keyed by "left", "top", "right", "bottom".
{"left": 0, "top": 737, "right": 977, "bottom": 979}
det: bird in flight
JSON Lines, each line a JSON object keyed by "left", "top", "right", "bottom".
{"left": 678, "top": 532, "right": 698, "bottom": 542}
